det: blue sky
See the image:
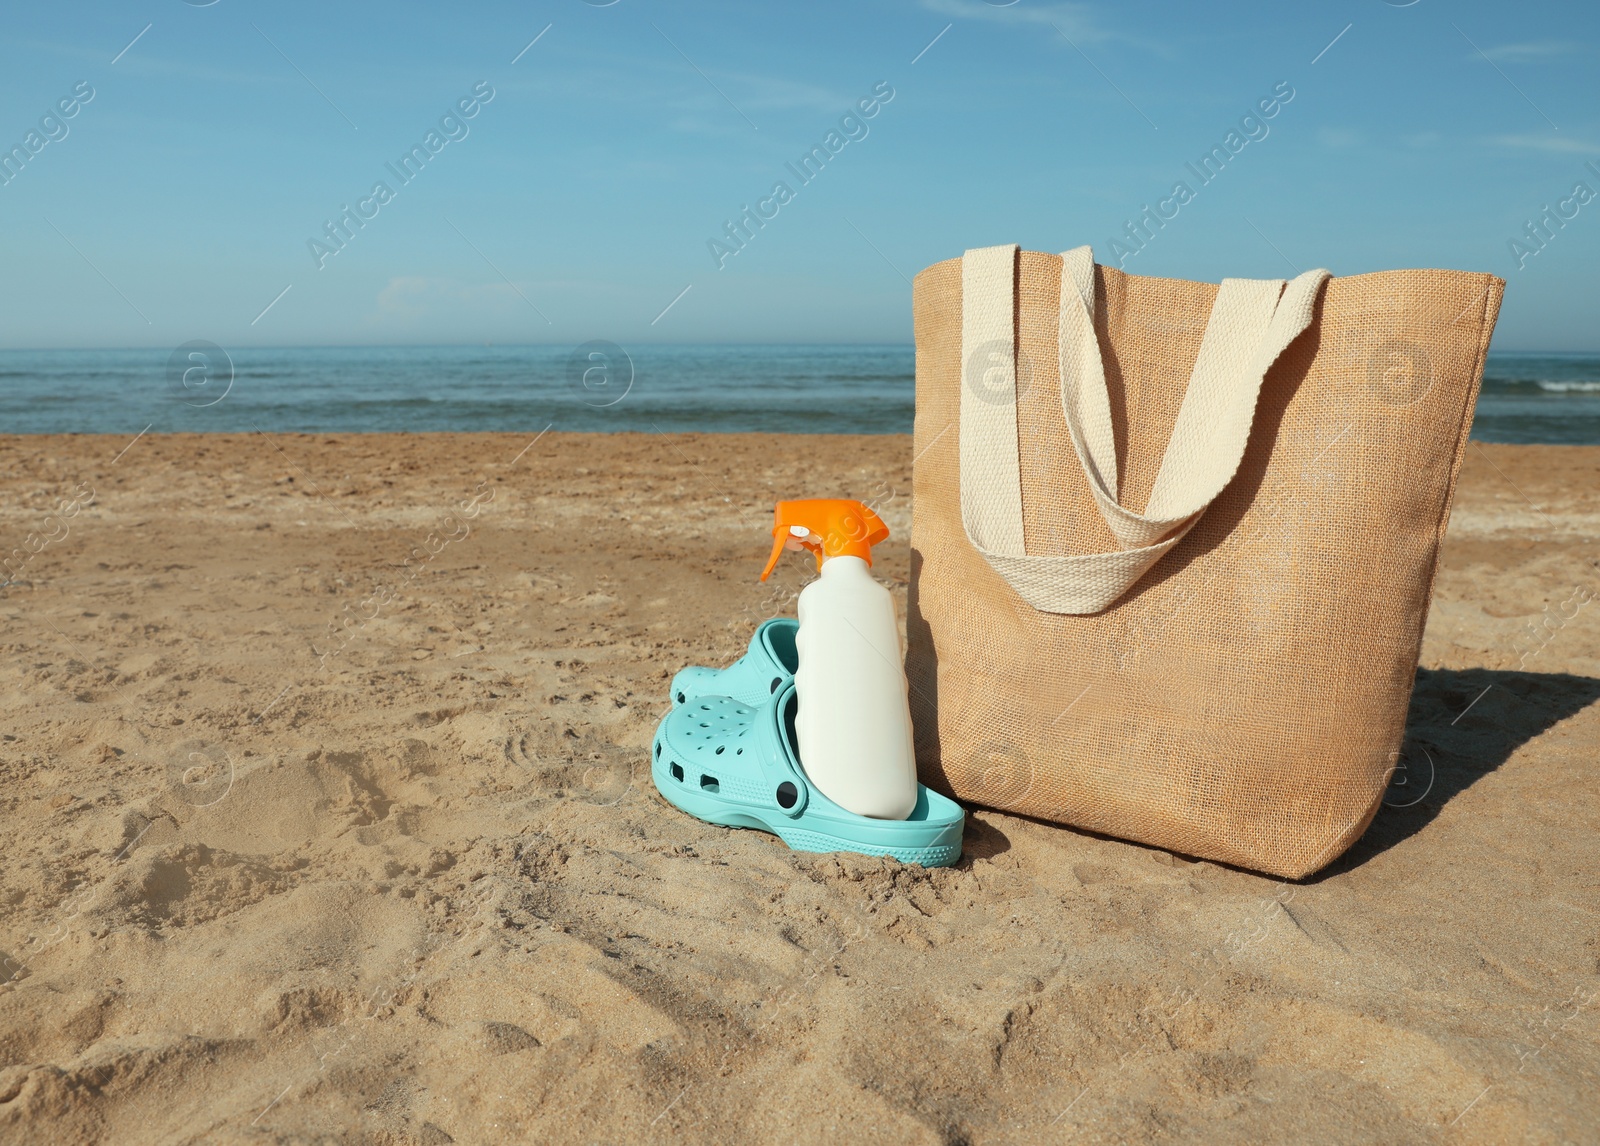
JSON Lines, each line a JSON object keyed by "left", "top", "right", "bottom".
{"left": 2, "top": 0, "right": 1596, "bottom": 350}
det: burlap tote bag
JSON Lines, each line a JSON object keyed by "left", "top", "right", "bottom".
{"left": 907, "top": 244, "right": 1503, "bottom": 878}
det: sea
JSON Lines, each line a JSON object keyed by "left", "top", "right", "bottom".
{"left": 0, "top": 345, "right": 1596, "bottom": 443}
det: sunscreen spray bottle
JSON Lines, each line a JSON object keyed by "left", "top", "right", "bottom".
{"left": 760, "top": 499, "right": 918, "bottom": 820}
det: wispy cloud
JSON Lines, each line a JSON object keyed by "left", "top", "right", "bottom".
{"left": 656, "top": 72, "right": 885, "bottom": 137}
{"left": 500, "top": 42, "right": 860, "bottom": 129}
{"left": 722, "top": 73, "right": 856, "bottom": 114}
{"left": 1317, "top": 127, "right": 1363, "bottom": 149}
{"left": 1488, "top": 133, "right": 1600, "bottom": 154}
{"left": 1470, "top": 40, "right": 1585, "bottom": 63}
{"left": 374, "top": 276, "right": 545, "bottom": 321}
{"left": 918, "top": 0, "right": 1110, "bottom": 42}
{"left": 664, "top": 115, "right": 753, "bottom": 139}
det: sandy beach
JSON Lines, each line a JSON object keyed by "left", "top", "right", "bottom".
{"left": 0, "top": 431, "right": 1595, "bottom": 1144}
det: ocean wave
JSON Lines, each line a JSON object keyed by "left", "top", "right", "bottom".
{"left": 1482, "top": 377, "right": 1600, "bottom": 394}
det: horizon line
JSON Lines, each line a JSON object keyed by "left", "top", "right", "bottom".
{"left": 0, "top": 342, "right": 1593, "bottom": 356}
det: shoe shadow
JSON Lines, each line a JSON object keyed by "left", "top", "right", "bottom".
{"left": 958, "top": 813, "right": 1013, "bottom": 867}
{"left": 1323, "top": 666, "right": 1600, "bottom": 876}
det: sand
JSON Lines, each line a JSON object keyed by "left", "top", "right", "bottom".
{"left": 0, "top": 431, "right": 1595, "bottom": 1145}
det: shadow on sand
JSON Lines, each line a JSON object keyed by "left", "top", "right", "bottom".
{"left": 1321, "top": 666, "right": 1600, "bottom": 877}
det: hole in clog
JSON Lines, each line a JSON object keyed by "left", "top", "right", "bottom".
{"left": 700, "top": 704, "right": 710, "bottom": 711}
{"left": 670, "top": 762, "right": 684, "bottom": 782}
{"left": 654, "top": 743, "right": 661, "bottom": 759}
{"left": 776, "top": 781, "right": 798, "bottom": 809}
{"left": 676, "top": 692, "right": 685, "bottom": 704}
{"left": 735, "top": 747, "right": 743, "bottom": 755}
{"left": 700, "top": 774, "right": 719, "bottom": 792}
{"left": 715, "top": 745, "right": 725, "bottom": 755}
{"left": 769, "top": 677, "right": 781, "bottom": 694}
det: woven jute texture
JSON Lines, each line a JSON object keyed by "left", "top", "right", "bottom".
{"left": 907, "top": 249, "right": 1503, "bottom": 878}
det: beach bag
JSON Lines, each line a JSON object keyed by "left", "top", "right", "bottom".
{"left": 906, "top": 244, "right": 1503, "bottom": 878}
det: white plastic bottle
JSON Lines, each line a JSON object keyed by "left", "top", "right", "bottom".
{"left": 759, "top": 499, "right": 919, "bottom": 820}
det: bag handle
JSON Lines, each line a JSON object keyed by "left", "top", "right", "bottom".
{"left": 959, "top": 244, "right": 1330, "bottom": 614}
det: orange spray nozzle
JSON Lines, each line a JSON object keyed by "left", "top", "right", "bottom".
{"left": 760, "top": 498, "right": 889, "bottom": 581}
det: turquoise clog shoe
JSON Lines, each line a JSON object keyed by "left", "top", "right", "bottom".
{"left": 670, "top": 618, "right": 798, "bottom": 709}
{"left": 650, "top": 679, "right": 964, "bottom": 867}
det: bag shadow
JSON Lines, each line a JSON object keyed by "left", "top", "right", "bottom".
{"left": 1321, "top": 665, "right": 1600, "bottom": 877}
{"left": 905, "top": 546, "right": 942, "bottom": 773}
